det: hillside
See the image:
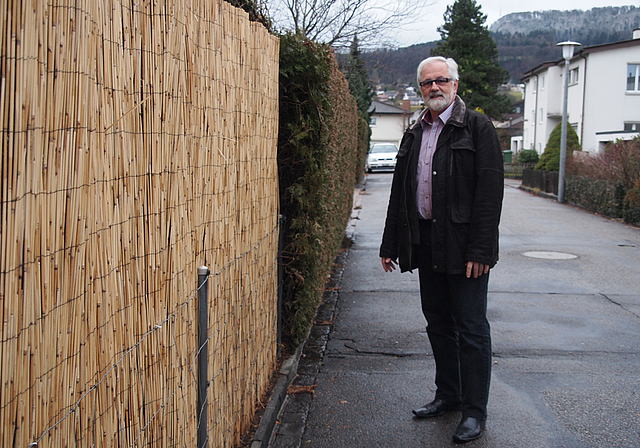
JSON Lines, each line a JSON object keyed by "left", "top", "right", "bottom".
{"left": 490, "top": 6, "right": 640, "bottom": 37}
{"left": 364, "top": 5, "right": 640, "bottom": 87}
{"left": 492, "top": 5, "right": 640, "bottom": 81}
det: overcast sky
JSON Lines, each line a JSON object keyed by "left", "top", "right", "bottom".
{"left": 395, "top": 0, "right": 639, "bottom": 47}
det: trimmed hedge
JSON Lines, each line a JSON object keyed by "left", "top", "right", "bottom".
{"left": 565, "top": 176, "right": 625, "bottom": 219}
{"left": 278, "top": 33, "right": 359, "bottom": 346}
{"left": 522, "top": 172, "right": 640, "bottom": 226}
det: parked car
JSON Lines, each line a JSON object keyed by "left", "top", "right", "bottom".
{"left": 366, "top": 143, "right": 399, "bottom": 173}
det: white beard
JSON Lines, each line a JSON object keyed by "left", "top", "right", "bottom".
{"left": 425, "top": 91, "right": 453, "bottom": 113}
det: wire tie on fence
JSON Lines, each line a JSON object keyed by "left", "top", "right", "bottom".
{"left": 28, "top": 443, "right": 38, "bottom": 447}
{"left": 155, "top": 324, "right": 162, "bottom": 329}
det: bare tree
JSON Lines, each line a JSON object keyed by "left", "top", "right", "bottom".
{"left": 267, "top": 0, "right": 432, "bottom": 49}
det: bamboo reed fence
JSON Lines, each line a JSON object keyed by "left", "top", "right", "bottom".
{"left": 0, "top": 0, "right": 280, "bottom": 446}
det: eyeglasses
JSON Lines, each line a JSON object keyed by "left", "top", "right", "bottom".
{"left": 419, "top": 77, "right": 453, "bottom": 88}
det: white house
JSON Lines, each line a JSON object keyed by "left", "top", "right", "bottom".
{"left": 522, "top": 30, "right": 640, "bottom": 155}
{"left": 368, "top": 100, "right": 412, "bottom": 147}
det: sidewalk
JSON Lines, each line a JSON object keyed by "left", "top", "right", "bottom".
{"left": 262, "top": 175, "right": 640, "bottom": 448}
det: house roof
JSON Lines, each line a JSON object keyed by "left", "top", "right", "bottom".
{"left": 521, "top": 35, "right": 640, "bottom": 82}
{"left": 578, "top": 35, "right": 640, "bottom": 55}
{"left": 369, "top": 100, "right": 410, "bottom": 115}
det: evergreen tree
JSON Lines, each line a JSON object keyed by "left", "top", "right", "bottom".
{"left": 535, "top": 122, "right": 581, "bottom": 171}
{"left": 342, "top": 35, "right": 372, "bottom": 181}
{"left": 431, "top": 0, "right": 511, "bottom": 119}
{"left": 343, "top": 35, "right": 373, "bottom": 117}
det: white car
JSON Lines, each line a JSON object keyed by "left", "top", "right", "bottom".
{"left": 366, "top": 143, "right": 399, "bottom": 173}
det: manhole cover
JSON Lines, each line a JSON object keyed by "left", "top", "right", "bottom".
{"left": 522, "top": 251, "right": 578, "bottom": 260}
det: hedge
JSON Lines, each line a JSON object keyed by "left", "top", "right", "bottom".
{"left": 278, "top": 33, "right": 359, "bottom": 346}
{"left": 521, "top": 172, "right": 640, "bottom": 226}
{"left": 565, "top": 176, "right": 625, "bottom": 219}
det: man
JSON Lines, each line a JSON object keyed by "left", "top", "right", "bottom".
{"left": 379, "top": 56, "right": 503, "bottom": 444}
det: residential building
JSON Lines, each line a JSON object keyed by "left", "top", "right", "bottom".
{"left": 368, "top": 100, "right": 412, "bottom": 147}
{"left": 521, "top": 30, "right": 640, "bottom": 155}
{"left": 494, "top": 99, "right": 524, "bottom": 153}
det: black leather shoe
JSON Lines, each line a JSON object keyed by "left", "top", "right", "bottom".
{"left": 412, "top": 398, "right": 461, "bottom": 418}
{"left": 453, "top": 417, "right": 485, "bottom": 444}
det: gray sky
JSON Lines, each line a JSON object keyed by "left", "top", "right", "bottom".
{"left": 396, "top": 0, "right": 639, "bottom": 46}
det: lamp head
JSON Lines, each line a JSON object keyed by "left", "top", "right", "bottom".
{"left": 557, "top": 41, "right": 581, "bottom": 61}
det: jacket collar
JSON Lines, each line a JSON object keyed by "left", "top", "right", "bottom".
{"left": 410, "top": 95, "right": 467, "bottom": 131}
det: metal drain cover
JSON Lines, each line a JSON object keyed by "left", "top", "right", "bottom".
{"left": 522, "top": 251, "right": 578, "bottom": 260}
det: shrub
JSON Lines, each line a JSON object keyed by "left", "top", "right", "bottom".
{"left": 568, "top": 137, "right": 640, "bottom": 192}
{"left": 517, "top": 149, "right": 539, "bottom": 164}
{"left": 623, "top": 178, "right": 640, "bottom": 226}
{"left": 535, "top": 122, "right": 581, "bottom": 171}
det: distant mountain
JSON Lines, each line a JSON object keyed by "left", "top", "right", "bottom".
{"left": 491, "top": 5, "right": 640, "bottom": 81}
{"left": 490, "top": 6, "right": 640, "bottom": 37}
{"left": 364, "top": 5, "right": 640, "bottom": 88}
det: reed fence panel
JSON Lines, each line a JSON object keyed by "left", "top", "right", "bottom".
{"left": 0, "top": 0, "right": 280, "bottom": 446}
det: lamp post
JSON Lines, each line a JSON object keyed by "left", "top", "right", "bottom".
{"left": 557, "top": 41, "right": 581, "bottom": 203}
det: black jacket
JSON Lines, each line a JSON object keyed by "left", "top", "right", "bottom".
{"left": 379, "top": 96, "right": 504, "bottom": 274}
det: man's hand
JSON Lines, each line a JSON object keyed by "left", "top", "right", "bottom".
{"left": 466, "top": 261, "right": 489, "bottom": 279}
{"left": 381, "top": 257, "right": 397, "bottom": 272}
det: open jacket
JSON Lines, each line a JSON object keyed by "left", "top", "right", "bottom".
{"left": 379, "top": 96, "right": 504, "bottom": 274}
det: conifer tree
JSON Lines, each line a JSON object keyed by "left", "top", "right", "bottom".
{"left": 343, "top": 35, "right": 372, "bottom": 117}
{"left": 342, "top": 35, "right": 372, "bottom": 181}
{"left": 431, "top": 0, "right": 511, "bottom": 119}
{"left": 535, "top": 122, "right": 581, "bottom": 171}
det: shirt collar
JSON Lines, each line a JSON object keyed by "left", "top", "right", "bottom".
{"left": 422, "top": 100, "right": 455, "bottom": 127}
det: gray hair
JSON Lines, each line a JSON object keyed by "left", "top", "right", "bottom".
{"left": 416, "top": 56, "right": 459, "bottom": 85}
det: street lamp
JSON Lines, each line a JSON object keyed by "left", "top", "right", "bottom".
{"left": 557, "top": 41, "right": 581, "bottom": 203}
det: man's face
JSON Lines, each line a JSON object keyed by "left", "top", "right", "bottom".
{"left": 419, "top": 61, "right": 458, "bottom": 114}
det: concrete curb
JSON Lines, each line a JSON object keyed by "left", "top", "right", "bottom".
{"left": 250, "top": 345, "right": 304, "bottom": 448}
{"left": 518, "top": 184, "right": 558, "bottom": 201}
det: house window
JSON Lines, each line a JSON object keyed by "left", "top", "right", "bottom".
{"left": 627, "top": 64, "right": 640, "bottom": 92}
{"left": 539, "top": 108, "right": 544, "bottom": 124}
{"left": 532, "top": 78, "right": 537, "bottom": 93}
{"left": 370, "top": 117, "right": 377, "bottom": 126}
{"left": 541, "top": 75, "right": 545, "bottom": 90}
{"left": 624, "top": 122, "right": 640, "bottom": 131}
{"left": 570, "top": 68, "right": 579, "bottom": 84}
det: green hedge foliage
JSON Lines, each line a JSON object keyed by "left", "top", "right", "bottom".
{"left": 565, "top": 176, "right": 625, "bottom": 218}
{"left": 278, "top": 33, "right": 359, "bottom": 346}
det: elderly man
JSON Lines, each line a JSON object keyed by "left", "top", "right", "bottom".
{"left": 379, "top": 56, "right": 504, "bottom": 444}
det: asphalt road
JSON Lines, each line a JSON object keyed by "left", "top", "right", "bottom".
{"left": 270, "top": 174, "right": 640, "bottom": 448}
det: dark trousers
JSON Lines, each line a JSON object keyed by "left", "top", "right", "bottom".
{"left": 416, "top": 219, "right": 491, "bottom": 420}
